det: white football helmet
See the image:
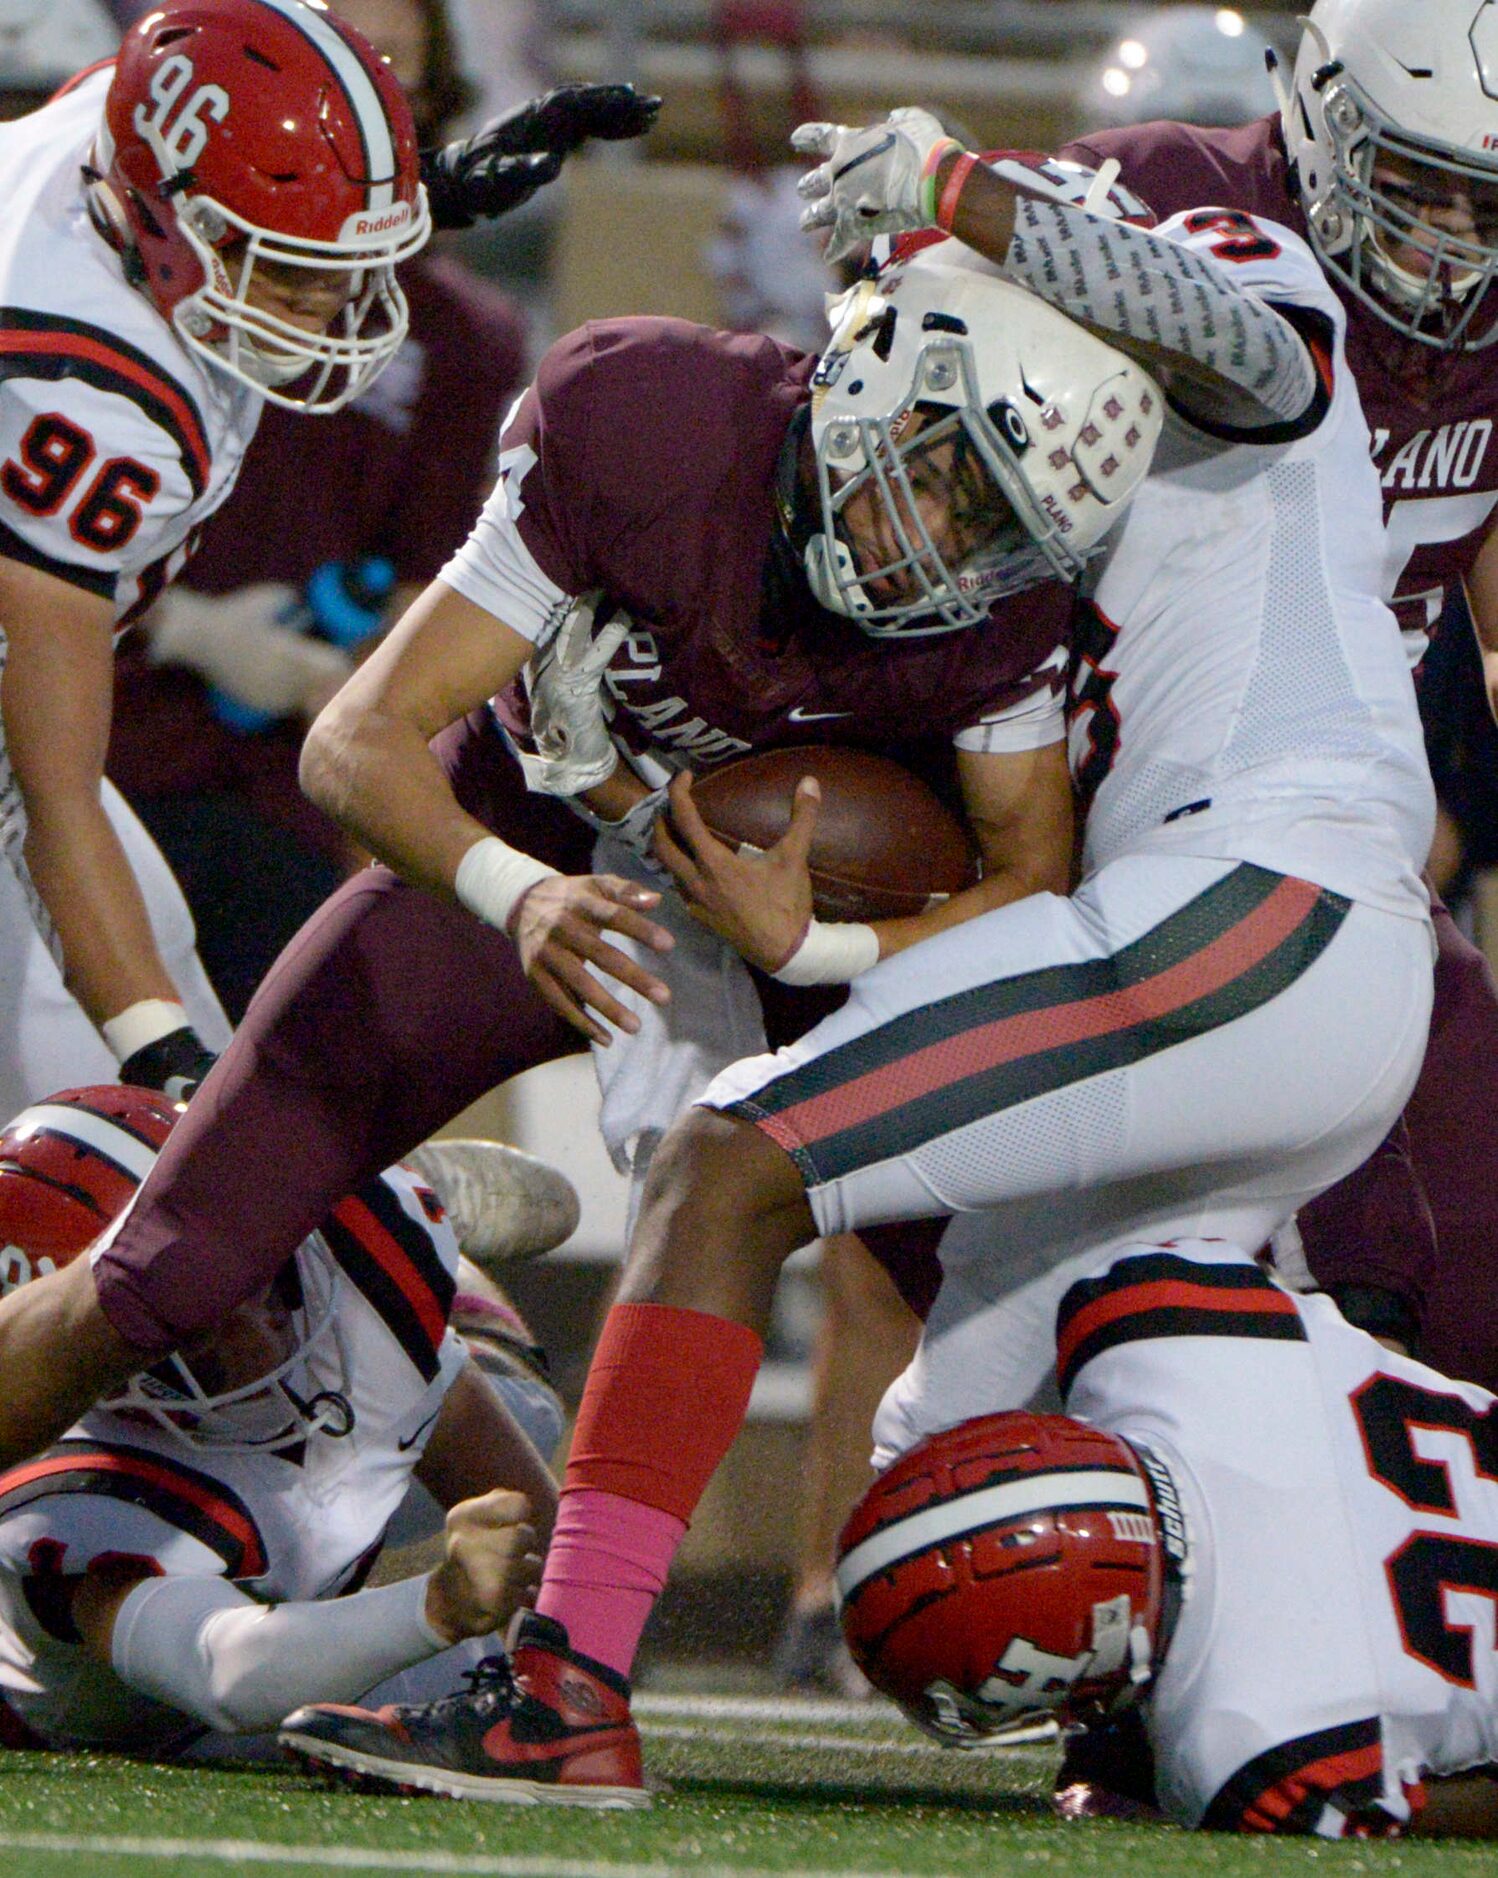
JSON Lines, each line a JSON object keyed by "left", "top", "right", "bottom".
{"left": 804, "top": 257, "right": 1163, "bottom": 636}
{"left": 1084, "top": 6, "right": 1279, "bottom": 129}
{"left": 1284, "top": 0, "right": 1498, "bottom": 349}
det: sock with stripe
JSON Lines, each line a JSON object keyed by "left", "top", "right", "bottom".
{"left": 535, "top": 1301, "right": 763, "bottom": 1679}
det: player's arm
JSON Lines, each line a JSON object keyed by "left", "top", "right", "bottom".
{"left": 299, "top": 579, "right": 673, "bottom": 1044}
{"left": 868, "top": 739, "right": 1074, "bottom": 958}
{"left": 69, "top": 1494, "right": 541, "bottom": 1734}
{"left": 0, "top": 554, "right": 213, "bottom": 1085}
{"left": 415, "top": 1353, "right": 559, "bottom": 1547}
{"left": 1462, "top": 513, "right": 1498, "bottom": 724}
{"left": 654, "top": 735, "right": 1073, "bottom": 978}
{"left": 796, "top": 110, "right": 1323, "bottom": 436}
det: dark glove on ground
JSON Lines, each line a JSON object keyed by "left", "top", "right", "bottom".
{"left": 420, "top": 86, "right": 662, "bottom": 230}
{"left": 118, "top": 1026, "right": 217, "bottom": 1102}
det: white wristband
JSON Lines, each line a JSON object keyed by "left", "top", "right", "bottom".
{"left": 454, "top": 836, "right": 561, "bottom": 934}
{"left": 101, "top": 998, "right": 189, "bottom": 1064}
{"left": 771, "top": 919, "right": 881, "bottom": 986}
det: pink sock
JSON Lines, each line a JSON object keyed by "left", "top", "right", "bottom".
{"left": 536, "top": 1487, "right": 686, "bottom": 1679}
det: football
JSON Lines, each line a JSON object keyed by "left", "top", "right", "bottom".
{"left": 687, "top": 746, "right": 980, "bottom": 922}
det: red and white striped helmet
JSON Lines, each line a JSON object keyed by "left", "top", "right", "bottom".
{"left": 96, "top": 0, "right": 429, "bottom": 411}
{"left": 0, "top": 1086, "right": 349, "bottom": 1455}
{"left": 836, "top": 1411, "right": 1176, "bottom": 1740}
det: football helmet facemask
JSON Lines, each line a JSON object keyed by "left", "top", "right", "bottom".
{"left": 835, "top": 1411, "right": 1183, "bottom": 1741}
{"left": 93, "top": 0, "right": 429, "bottom": 411}
{"left": 803, "top": 259, "right": 1162, "bottom": 637}
{"left": 1284, "top": 0, "right": 1498, "bottom": 350}
{"left": 0, "top": 1085, "right": 351, "bottom": 1454}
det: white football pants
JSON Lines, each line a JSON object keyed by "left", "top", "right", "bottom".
{"left": 699, "top": 853, "right": 1434, "bottom": 1459}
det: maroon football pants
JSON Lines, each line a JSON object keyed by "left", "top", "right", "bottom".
{"left": 1297, "top": 899, "right": 1498, "bottom": 1392}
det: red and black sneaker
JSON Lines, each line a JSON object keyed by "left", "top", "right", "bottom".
{"left": 278, "top": 1611, "right": 648, "bottom": 1807}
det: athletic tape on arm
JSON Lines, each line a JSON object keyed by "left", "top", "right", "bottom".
{"left": 1003, "top": 197, "right": 1317, "bottom": 429}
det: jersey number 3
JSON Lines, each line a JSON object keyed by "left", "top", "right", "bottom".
{"left": 1352, "top": 1374, "right": 1498, "bottom": 1686}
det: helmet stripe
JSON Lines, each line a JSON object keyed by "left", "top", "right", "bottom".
{"left": 835, "top": 1468, "right": 1150, "bottom": 1602}
{"left": 247, "top": 0, "right": 397, "bottom": 209}
{"left": 8, "top": 1103, "right": 158, "bottom": 1184}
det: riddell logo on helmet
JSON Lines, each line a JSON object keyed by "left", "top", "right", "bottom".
{"left": 346, "top": 204, "right": 413, "bottom": 239}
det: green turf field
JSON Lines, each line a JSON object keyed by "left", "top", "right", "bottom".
{"left": 0, "top": 1694, "right": 1489, "bottom": 1878}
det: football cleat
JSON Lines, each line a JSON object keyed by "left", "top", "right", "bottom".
{"left": 405, "top": 1138, "right": 580, "bottom": 1267}
{"left": 279, "top": 1611, "right": 649, "bottom": 1807}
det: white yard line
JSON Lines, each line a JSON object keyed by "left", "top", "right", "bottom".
{"left": 0, "top": 1832, "right": 969, "bottom": 1878}
{"left": 634, "top": 1692, "right": 1057, "bottom": 1748}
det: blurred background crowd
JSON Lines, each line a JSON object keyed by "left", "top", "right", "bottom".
{"left": 16, "top": 0, "right": 1498, "bottom": 1682}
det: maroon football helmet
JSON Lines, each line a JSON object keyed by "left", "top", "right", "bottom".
{"left": 95, "top": 0, "right": 429, "bottom": 411}
{"left": 835, "top": 1411, "right": 1172, "bottom": 1742}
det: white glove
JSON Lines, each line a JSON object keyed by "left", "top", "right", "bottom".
{"left": 793, "top": 108, "right": 958, "bottom": 263}
{"left": 146, "top": 585, "right": 355, "bottom": 722}
{"left": 518, "top": 591, "right": 630, "bottom": 797}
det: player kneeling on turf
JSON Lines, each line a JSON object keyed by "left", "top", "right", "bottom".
{"left": 0, "top": 1087, "right": 554, "bottom": 1755}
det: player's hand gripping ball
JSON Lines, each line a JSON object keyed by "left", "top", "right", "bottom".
{"left": 687, "top": 746, "right": 979, "bottom": 922}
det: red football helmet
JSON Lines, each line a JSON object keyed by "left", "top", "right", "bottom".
{"left": 835, "top": 1412, "right": 1173, "bottom": 1742}
{"left": 0, "top": 1086, "right": 349, "bottom": 1454}
{"left": 0, "top": 1084, "right": 181, "bottom": 1293}
{"left": 94, "top": 0, "right": 429, "bottom": 411}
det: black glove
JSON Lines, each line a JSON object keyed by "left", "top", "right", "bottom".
{"left": 118, "top": 1025, "right": 218, "bottom": 1102}
{"left": 469, "top": 84, "right": 663, "bottom": 157}
{"left": 420, "top": 84, "right": 662, "bottom": 232}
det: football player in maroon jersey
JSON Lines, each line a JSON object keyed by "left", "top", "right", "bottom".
{"left": 0, "top": 115, "right": 1335, "bottom": 1471}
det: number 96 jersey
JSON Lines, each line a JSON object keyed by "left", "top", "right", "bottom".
{"left": 1060, "top": 1244, "right": 1498, "bottom": 1833}
{"left": 0, "top": 69, "right": 258, "bottom": 626}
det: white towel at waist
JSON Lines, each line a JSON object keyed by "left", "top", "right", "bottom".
{"left": 588, "top": 833, "right": 767, "bottom": 1181}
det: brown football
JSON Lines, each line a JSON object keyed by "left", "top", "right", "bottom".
{"left": 688, "top": 746, "right": 981, "bottom": 922}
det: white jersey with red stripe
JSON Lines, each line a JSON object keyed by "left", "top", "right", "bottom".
{"left": 0, "top": 1164, "right": 464, "bottom": 1752}
{"left": 0, "top": 68, "right": 259, "bottom": 624}
{"left": 1072, "top": 211, "right": 1434, "bottom": 923}
{"left": 1059, "top": 1242, "right": 1498, "bottom": 1833}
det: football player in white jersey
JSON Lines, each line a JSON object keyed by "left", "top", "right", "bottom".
{"left": 0, "top": 1084, "right": 557, "bottom": 1754}
{"left": 271, "top": 122, "right": 1439, "bottom": 1803}
{"left": 834, "top": 1241, "right": 1498, "bottom": 1838}
{"left": 0, "top": 0, "right": 430, "bottom": 1121}
{"left": 0, "top": 0, "right": 659, "bottom": 1122}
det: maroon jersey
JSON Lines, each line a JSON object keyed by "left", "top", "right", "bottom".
{"left": 1061, "top": 116, "right": 1498, "bottom": 653}
{"left": 444, "top": 317, "right": 1072, "bottom": 790}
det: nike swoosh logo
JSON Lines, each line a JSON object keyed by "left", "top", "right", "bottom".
{"left": 397, "top": 1408, "right": 441, "bottom": 1452}
{"left": 787, "top": 706, "right": 853, "bottom": 723}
